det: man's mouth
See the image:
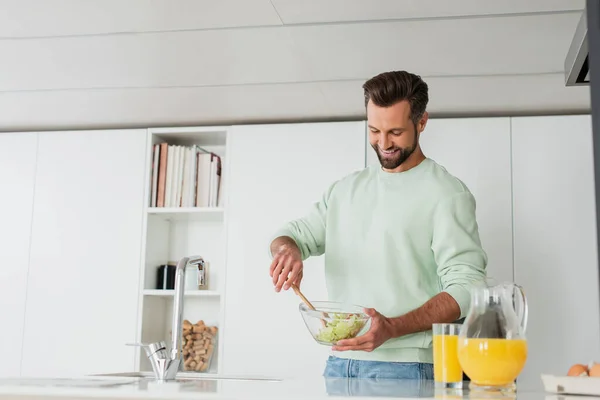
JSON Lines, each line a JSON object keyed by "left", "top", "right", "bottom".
{"left": 380, "top": 148, "right": 399, "bottom": 157}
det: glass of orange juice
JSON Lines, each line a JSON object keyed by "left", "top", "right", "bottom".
{"left": 433, "top": 323, "right": 463, "bottom": 389}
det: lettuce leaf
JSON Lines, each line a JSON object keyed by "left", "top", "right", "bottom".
{"left": 316, "top": 313, "right": 366, "bottom": 343}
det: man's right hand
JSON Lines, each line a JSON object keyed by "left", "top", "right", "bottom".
{"left": 269, "top": 239, "right": 303, "bottom": 292}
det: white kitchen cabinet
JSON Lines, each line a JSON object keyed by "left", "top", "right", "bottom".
{"left": 222, "top": 121, "right": 366, "bottom": 379}
{"left": 366, "top": 117, "right": 514, "bottom": 284}
{"left": 20, "top": 129, "right": 147, "bottom": 378}
{"left": 0, "top": 132, "right": 38, "bottom": 378}
{"left": 512, "top": 115, "right": 600, "bottom": 390}
{"left": 512, "top": 116, "right": 600, "bottom": 388}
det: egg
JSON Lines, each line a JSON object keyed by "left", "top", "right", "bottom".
{"left": 589, "top": 363, "right": 600, "bottom": 377}
{"left": 568, "top": 364, "right": 589, "bottom": 376}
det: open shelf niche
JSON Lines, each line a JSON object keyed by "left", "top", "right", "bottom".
{"left": 135, "top": 126, "right": 230, "bottom": 375}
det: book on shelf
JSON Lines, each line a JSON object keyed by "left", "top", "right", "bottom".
{"left": 150, "top": 142, "right": 222, "bottom": 208}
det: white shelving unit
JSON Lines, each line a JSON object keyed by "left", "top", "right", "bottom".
{"left": 134, "top": 126, "right": 230, "bottom": 376}
{"left": 146, "top": 207, "right": 225, "bottom": 222}
{"left": 142, "top": 289, "right": 221, "bottom": 297}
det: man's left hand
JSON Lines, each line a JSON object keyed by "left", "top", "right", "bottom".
{"left": 332, "top": 308, "right": 395, "bottom": 352}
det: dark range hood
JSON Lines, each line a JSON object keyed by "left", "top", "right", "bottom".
{"left": 565, "top": 8, "right": 591, "bottom": 87}
{"left": 583, "top": 0, "right": 600, "bottom": 318}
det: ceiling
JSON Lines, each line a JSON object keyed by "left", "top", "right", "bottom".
{"left": 0, "top": 0, "right": 591, "bottom": 131}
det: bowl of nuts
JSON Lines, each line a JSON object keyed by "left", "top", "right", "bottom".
{"left": 181, "top": 319, "right": 218, "bottom": 372}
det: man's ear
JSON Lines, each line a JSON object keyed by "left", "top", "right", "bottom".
{"left": 418, "top": 111, "right": 429, "bottom": 133}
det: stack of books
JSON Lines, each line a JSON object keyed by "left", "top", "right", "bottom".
{"left": 150, "top": 142, "right": 222, "bottom": 208}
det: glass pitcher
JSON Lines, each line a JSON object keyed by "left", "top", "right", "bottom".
{"left": 457, "top": 280, "right": 528, "bottom": 393}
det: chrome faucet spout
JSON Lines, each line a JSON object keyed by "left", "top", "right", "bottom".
{"left": 171, "top": 256, "right": 188, "bottom": 361}
{"left": 128, "top": 255, "right": 205, "bottom": 382}
{"left": 171, "top": 256, "right": 205, "bottom": 361}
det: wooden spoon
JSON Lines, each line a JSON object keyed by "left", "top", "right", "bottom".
{"left": 290, "top": 283, "right": 316, "bottom": 310}
{"left": 290, "top": 283, "right": 328, "bottom": 327}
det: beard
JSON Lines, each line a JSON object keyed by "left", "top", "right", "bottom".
{"left": 372, "top": 127, "right": 418, "bottom": 170}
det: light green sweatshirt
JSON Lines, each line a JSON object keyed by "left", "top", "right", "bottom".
{"left": 272, "top": 158, "right": 488, "bottom": 363}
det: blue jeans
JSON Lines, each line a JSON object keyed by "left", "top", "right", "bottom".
{"left": 323, "top": 355, "right": 434, "bottom": 380}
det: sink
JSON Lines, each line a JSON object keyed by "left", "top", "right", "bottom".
{"left": 0, "top": 377, "right": 140, "bottom": 389}
{"left": 0, "top": 372, "right": 279, "bottom": 394}
{"left": 93, "top": 371, "right": 281, "bottom": 382}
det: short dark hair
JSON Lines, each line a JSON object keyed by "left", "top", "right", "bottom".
{"left": 362, "top": 71, "right": 429, "bottom": 124}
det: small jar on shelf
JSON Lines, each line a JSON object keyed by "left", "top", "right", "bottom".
{"left": 181, "top": 319, "right": 218, "bottom": 372}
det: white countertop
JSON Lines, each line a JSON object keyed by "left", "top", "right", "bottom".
{"left": 0, "top": 374, "right": 572, "bottom": 400}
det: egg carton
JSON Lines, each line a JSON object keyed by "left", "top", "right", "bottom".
{"left": 542, "top": 363, "right": 600, "bottom": 397}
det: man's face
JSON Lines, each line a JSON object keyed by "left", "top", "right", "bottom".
{"left": 367, "top": 100, "right": 427, "bottom": 171}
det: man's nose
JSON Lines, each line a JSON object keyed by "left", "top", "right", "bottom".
{"left": 379, "top": 134, "right": 390, "bottom": 149}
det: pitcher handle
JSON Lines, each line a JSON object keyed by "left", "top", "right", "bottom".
{"left": 514, "top": 284, "right": 528, "bottom": 333}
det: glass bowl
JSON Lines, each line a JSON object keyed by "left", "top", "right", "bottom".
{"left": 299, "top": 301, "right": 371, "bottom": 346}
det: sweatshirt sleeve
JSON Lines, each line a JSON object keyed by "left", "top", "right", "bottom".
{"left": 269, "top": 182, "right": 336, "bottom": 261}
{"left": 431, "top": 191, "right": 488, "bottom": 319}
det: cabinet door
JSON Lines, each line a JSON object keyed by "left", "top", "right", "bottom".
{"left": 512, "top": 115, "right": 600, "bottom": 390}
{"left": 223, "top": 121, "right": 366, "bottom": 379}
{"left": 368, "top": 118, "right": 514, "bottom": 283}
{"left": 0, "top": 132, "right": 38, "bottom": 378}
{"left": 21, "top": 129, "right": 147, "bottom": 378}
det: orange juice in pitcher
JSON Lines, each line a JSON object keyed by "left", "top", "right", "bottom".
{"left": 458, "top": 281, "right": 528, "bottom": 392}
{"left": 458, "top": 338, "right": 527, "bottom": 386}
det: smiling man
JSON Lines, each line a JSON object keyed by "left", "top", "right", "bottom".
{"left": 268, "top": 70, "right": 488, "bottom": 379}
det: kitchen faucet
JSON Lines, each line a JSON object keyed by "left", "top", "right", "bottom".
{"left": 128, "top": 255, "right": 205, "bottom": 381}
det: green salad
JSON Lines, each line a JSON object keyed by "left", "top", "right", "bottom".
{"left": 316, "top": 313, "right": 366, "bottom": 343}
